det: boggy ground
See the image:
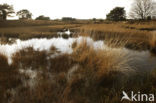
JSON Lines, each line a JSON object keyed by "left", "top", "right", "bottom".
{"left": 78, "top": 21, "right": 156, "bottom": 53}
{"left": 0, "top": 20, "right": 156, "bottom": 53}
{"left": 0, "top": 20, "right": 156, "bottom": 103}
{"left": 0, "top": 39, "right": 156, "bottom": 103}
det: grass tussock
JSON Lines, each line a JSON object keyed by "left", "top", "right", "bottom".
{"left": 71, "top": 41, "right": 132, "bottom": 76}
{"left": 6, "top": 38, "right": 154, "bottom": 102}
{"left": 148, "top": 32, "right": 156, "bottom": 53}
{"left": 149, "top": 33, "right": 156, "bottom": 47}
{"left": 1, "top": 37, "right": 156, "bottom": 103}
{"left": 78, "top": 23, "right": 153, "bottom": 51}
{"left": 7, "top": 41, "right": 132, "bottom": 103}
{"left": 103, "top": 34, "right": 129, "bottom": 48}
{"left": 0, "top": 53, "right": 21, "bottom": 103}
{"left": 49, "top": 45, "right": 60, "bottom": 54}
{"left": 49, "top": 53, "right": 75, "bottom": 73}
{"left": 12, "top": 47, "right": 48, "bottom": 70}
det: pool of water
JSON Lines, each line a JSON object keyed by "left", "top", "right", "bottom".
{"left": 0, "top": 36, "right": 155, "bottom": 71}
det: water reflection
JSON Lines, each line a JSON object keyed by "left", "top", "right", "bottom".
{"left": 0, "top": 36, "right": 155, "bottom": 71}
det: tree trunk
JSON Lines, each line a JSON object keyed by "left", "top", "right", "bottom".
{"left": 2, "top": 10, "right": 7, "bottom": 20}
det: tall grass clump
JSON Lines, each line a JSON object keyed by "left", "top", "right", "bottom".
{"left": 0, "top": 53, "right": 21, "bottom": 103}
{"left": 60, "top": 40, "right": 133, "bottom": 103}
{"left": 79, "top": 23, "right": 152, "bottom": 51}
{"left": 1, "top": 21, "right": 156, "bottom": 103}
{"left": 8, "top": 40, "right": 133, "bottom": 103}
{"left": 149, "top": 33, "right": 156, "bottom": 53}
{"left": 72, "top": 40, "right": 132, "bottom": 75}
{"left": 49, "top": 53, "right": 75, "bottom": 73}
{"left": 5, "top": 39, "right": 156, "bottom": 103}
{"left": 103, "top": 33, "right": 129, "bottom": 48}
{"left": 12, "top": 47, "right": 48, "bottom": 70}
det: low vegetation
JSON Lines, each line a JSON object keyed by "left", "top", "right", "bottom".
{"left": 78, "top": 21, "right": 156, "bottom": 52}
{"left": 0, "top": 38, "right": 155, "bottom": 103}
{"left": 0, "top": 22, "right": 81, "bottom": 40}
{"left": 0, "top": 53, "right": 21, "bottom": 103}
{"left": 0, "top": 14, "right": 156, "bottom": 103}
{"left": 0, "top": 0, "right": 156, "bottom": 102}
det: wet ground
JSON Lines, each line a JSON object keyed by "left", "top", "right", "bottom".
{"left": 0, "top": 34, "right": 156, "bottom": 72}
{"left": 0, "top": 29, "right": 155, "bottom": 72}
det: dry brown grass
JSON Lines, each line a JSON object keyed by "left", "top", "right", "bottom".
{"left": 10, "top": 41, "right": 132, "bottom": 103}
{"left": 0, "top": 53, "right": 21, "bottom": 103}
{"left": 0, "top": 24, "right": 79, "bottom": 34}
{"left": 79, "top": 23, "right": 151, "bottom": 41}
{"left": 12, "top": 47, "right": 48, "bottom": 70}
{"left": 0, "top": 23, "right": 81, "bottom": 40}
{"left": 0, "top": 19, "right": 89, "bottom": 28}
{"left": 103, "top": 34, "right": 129, "bottom": 48}
{"left": 1, "top": 39, "right": 156, "bottom": 103}
{"left": 148, "top": 32, "right": 156, "bottom": 53}
{"left": 149, "top": 32, "right": 156, "bottom": 48}
{"left": 61, "top": 40, "right": 134, "bottom": 103}
{"left": 1, "top": 21, "right": 156, "bottom": 103}
{"left": 49, "top": 53, "right": 75, "bottom": 73}
{"left": 72, "top": 40, "right": 132, "bottom": 76}
{"left": 77, "top": 22, "right": 156, "bottom": 51}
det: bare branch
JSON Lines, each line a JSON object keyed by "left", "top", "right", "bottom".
{"left": 129, "top": 0, "right": 156, "bottom": 20}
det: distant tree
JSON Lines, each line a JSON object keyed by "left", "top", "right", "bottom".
{"left": 35, "top": 15, "right": 50, "bottom": 20}
{"left": 62, "top": 17, "right": 76, "bottom": 21}
{"left": 17, "top": 9, "right": 32, "bottom": 19}
{"left": 0, "top": 4, "right": 14, "bottom": 20}
{"left": 0, "top": 11, "right": 3, "bottom": 20}
{"left": 93, "top": 18, "right": 96, "bottom": 21}
{"left": 106, "top": 7, "right": 126, "bottom": 21}
{"left": 129, "top": 0, "right": 156, "bottom": 20}
{"left": 147, "top": 16, "right": 152, "bottom": 20}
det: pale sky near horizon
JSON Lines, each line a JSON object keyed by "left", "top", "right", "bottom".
{"left": 0, "top": 0, "right": 134, "bottom": 19}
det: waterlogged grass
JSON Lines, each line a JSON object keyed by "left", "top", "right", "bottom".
{"left": 0, "top": 53, "right": 21, "bottom": 103}
{"left": 78, "top": 22, "right": 156, "bottom": 52}
{"left": 0, "top": 23, "right": 80, "bottom": 41}
{"left": 0, "top": 20, "right": 156, "bottom": 52}
{"left": 12, "top": 47, "right": 48, "bottom": 70}
{"left": 0, "top": 20, "right": 156, "bottom": 103}
{"left": 0, "top": 40, "right": 156, "bottom": 103}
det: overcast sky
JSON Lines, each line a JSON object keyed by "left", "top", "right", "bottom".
{"left": 0, "top": 0, "right": 134, "bottom": 19}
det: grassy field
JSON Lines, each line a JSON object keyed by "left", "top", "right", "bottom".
{"left": 78, "top": 21, "right": 156, "bottom": 52}
{"left": 0, "top": 20, "right": 83, "bottom": 40}
{"left": 0, "top": 20, "right": 156, "bottom": 103}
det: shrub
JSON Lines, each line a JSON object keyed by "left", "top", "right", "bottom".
{"left": 106, "top": 7, "right": 126, "bottom": 21}
{"left": 35, "top": 15, "right": 50, "bottom": 20}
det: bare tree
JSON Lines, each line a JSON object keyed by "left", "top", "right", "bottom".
{"left": 129, "top": 0, "right": 156, "bottom": 20}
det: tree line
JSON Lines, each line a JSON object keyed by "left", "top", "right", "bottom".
{"left": 0, "top": 0, "right": 156, "bottom": 21}
{"left": 0, "top": 4, "right": 50, "bottom": 20}
{"left": 107, "top": 0, "right": 156, "bottom": 21}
